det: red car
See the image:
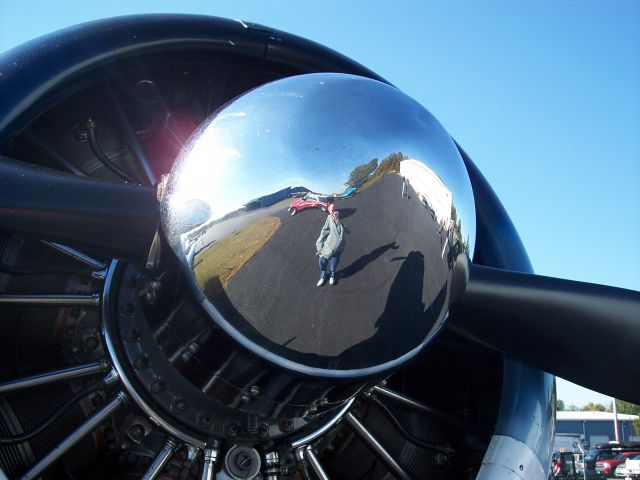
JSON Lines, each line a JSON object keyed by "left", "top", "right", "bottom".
{"left": 595, "top": 451, "right": 640, "bottom": 476}
{"left": 288, "top": 193, "right": 331, "bottom": 216}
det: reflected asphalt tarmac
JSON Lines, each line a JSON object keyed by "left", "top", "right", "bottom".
{"left": 220, "top": 174, "right": 450, "bottom": 369}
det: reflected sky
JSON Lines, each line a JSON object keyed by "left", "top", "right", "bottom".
{"left": 167, "top": 73, "right": 475, "bottom": 254}
{"left": 162, "top": 72, "right": 478, "bottom": 375}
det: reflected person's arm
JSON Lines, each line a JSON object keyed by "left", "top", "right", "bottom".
{"left": 316, "top": 218, "right": 330, "bottom": 254}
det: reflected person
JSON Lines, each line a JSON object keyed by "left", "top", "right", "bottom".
{"left": 316, "top": 204, "right": 344, "bottom": 286}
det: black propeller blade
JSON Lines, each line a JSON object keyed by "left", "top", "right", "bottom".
{"left": 0, "top": 155, "right": 158, "bottom": 261}
{"left": 449, "top": 257, "right": 640, "bottom": 404}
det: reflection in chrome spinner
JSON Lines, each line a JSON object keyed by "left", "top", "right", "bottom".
{"left": 161, "top": 73, "right": 476, "bottom": 376}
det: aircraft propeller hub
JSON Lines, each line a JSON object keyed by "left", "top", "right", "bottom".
{"left": 161, "top": 73, "right": 477, "bottom": 378}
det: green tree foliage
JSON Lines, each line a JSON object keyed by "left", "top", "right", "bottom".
{"left": 617, "top": 400, "right": 640, "bottom": 435}
{"left": 346, "top": 158, "right": 378, "bottom": 188}
{"left": 583, "top": 402, "right": 607, "bottom": 412}
{"left": 376, "top": 151, "right": 406, "bottom": 176}
{"left": 557, "top": 399, "right": 566, "bottom": 411}
{"left": 364, "top": 152, "right": 408, "bottom": 187}
{"left": 347, "top": 152, "right": 409, "bottom": 191}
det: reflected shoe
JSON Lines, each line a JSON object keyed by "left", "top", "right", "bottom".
{"left": 329, "top": 275, "right": 336, "bottom": 285}
{"left": 317, "top": 276, "right": 326, "bottom": 287}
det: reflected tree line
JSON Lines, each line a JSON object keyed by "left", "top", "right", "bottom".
{"left": 345, "top": 152, "right": 408, "bottom": 190}
{"left": 345, "top": 152, "right": 470, "bottom": 256}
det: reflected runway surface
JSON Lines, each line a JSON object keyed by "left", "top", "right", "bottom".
{"left": 162, "top": 73, "right": 476, "bottom": 376}
{"left": 220, "top": 174, "right": 448, "bottom": 367}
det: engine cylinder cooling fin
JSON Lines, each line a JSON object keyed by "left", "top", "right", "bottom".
{"left": 102, "top": 259, "right": 362, "bottom": 447}
{"left": 345, "top": 412, "right": 413, "bottom": 480}
{"left": 20, "top": 392, "right": 127, "bottom": 480}
{"left": 0, "top": 383, "right": 100, "bottom": 478}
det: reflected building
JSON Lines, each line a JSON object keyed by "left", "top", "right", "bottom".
{"left": 399, "top": 159, "right": 452, "bottom": 226}
{"left": 244, "top": 186, "right": 294, "bottom": 211}
{"left": 178, "top": 186, "right": 299, "bottom": 260}
{"left": 162, "top": 73, "right": 476, "bottom": 378}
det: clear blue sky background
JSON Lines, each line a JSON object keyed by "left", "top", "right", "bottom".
{"left": 1, "top": 0, "right": 638, "bottom": 408}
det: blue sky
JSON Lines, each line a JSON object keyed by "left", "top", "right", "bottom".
{"left": 1, "top": 0, "right": 638, "bottom": 408}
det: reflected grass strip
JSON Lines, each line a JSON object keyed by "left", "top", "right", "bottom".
{"left": 193, "top": 216, "right": 281, "bottom": 298}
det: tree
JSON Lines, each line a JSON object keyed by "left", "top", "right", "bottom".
{"left": 346, "top": 158, "right": 378, "bottom": 188}
{"left": 376, "top": 151, "right": 406, "bottom": 176}
{"left": 617, "top": 400, "right": 640, "bottom": 436}
{"left": 582, "top": 402, "right": 607, "bottom": 412}
{"left": 556, "top": 399, "right": 565, "bottom": 411}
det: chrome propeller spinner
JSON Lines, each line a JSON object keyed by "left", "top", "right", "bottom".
{"left": 161, "top": 72, "right": 476, "bottom": 377}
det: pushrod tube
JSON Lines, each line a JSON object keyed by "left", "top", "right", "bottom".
{"left": 200, "top": 445, "right": 220, "bottom": 480}
{"left": 0, "top": 293, "right": 100, "bottom": 306}
{"left": 86, "top": 118, "right": 139, "bottom": 184}
{"left": 345, "top": 412, "right": 412, "bottom": 480}
{"left": 20, "top": 392, "right": 127, "bottom": 480}
{"left": 141, "top": 438, "right": 179, "bottom": 480}
{"left": 42, "top": 241, "right": 107, "bottom": 270}
{"left": 0, "top": 360, "right": 108, "bottom": 394}
{"left": 23, "top": 131, "right": 87, "bottom": 176}
{"left": 371, "top": 385, "right": 487, "bottom": 437}
{"left": 109, "top": 91, "right": 156, "bottom": 186}
{"left": 291, "top": 398, "right": 355, "bottom": 449}
{"left": 304, "top": 446, "right": 330, "bottom": 480}
{"left": 373, "top": 385, "right": 443, "bottom": 413}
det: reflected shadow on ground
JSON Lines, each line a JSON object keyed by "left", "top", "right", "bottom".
{"left": 338, "top": 242, "right": 399, "bottom": 279}
{"left": 201, "top": 174, "right": 452, "bottom": 371}
{"left": 206, "top": 249, "right": 447, "bottom": 371}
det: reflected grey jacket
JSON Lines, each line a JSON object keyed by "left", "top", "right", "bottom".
{"left": 316, "top": 215, "right": 344, "bottom": 258}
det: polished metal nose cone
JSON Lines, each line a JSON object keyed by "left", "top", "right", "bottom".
{"left": 161, "top": 73, "right": 475, "bottom": 377}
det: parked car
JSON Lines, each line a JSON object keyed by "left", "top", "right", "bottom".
{"left": 585, "top": 450, "right": 619, "bottom": 472}
{"left": 596, "top": 452, "right": 640, "bottom": 476}
{"left": 615, "top": 459, "right": 631, "bottom": 478}
{"left": 585, "top": 443, "right": 640, "bottom": 473}
{"left": 288, "top": 192, "right": 331, "bottom": 216}
{"left": 625, "top": 454, "right": 640, "bottom": 479}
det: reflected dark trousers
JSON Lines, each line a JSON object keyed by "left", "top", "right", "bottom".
{"left": 319, "top": 254, "right": 340, "bottom": 278}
